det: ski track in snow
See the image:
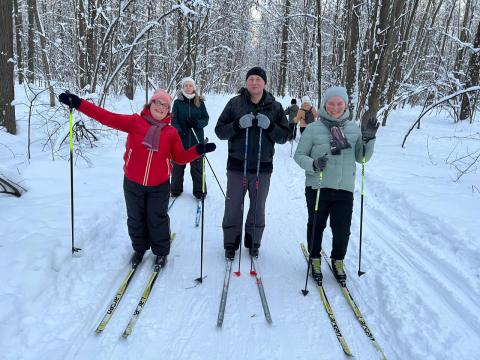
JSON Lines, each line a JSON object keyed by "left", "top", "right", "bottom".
{"left": 2, "top": 95, "right": 479, "bottom": 359}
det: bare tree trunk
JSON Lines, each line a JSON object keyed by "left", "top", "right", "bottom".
{"left": 362, "top": 0, "right": 406, "bottom": 124}
{"left": 460, "top": 20, "right": 480, "bottom": 121}
{"left": 343, "top": 0, "right": 360, "bottom": 110}
{"left": 123, "top": 3, "right": 135, "bottom": 100}
{"left": 453, "top": 0, "right": 472, "bottom": 80}
{"left": 86, "top": 0, "right": 96, "bottom": 87}
{"left": 33, "top": 0, "right": 55, "bottom": 106}
{"left": 381, "top": 0, "right": 418, "bottom": 125}
{"left": 278, "top": 0, "right": 291, "bottom": 97}
{"left": 316, "top": 0, "right": 322, "bottom": 102}
{"left": 0, "top": 0, "right": 17, "bottom": 134}
{"left": 145, "top": 2, "right": 152, "bottom": 103}
{"left": 27, "top": 0, "right": 35, "bottom": 83}
{"left": 77, "top": 0, "right": 88, "bottom": 89}
{"left": 13, "top": 0, "right": 24, "bottom": 84}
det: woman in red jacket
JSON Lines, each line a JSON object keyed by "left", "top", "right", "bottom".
{"left": 59, "top": 90, "right": 216, "bottom": 268}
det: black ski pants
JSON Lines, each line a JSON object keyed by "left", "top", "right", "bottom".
{"left": 171, "top": 158, "right": 205, "bottom": 198}
{"left": 123, "top": 176, "right": 171, "bottom": 256}
{"left": 222, "top": 170, "right": 271, "bottom": 251}
{"left": 305, "top": 187, "right": 353, "bottom": 260}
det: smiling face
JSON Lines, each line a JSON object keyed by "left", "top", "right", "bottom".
{"left": 325, "top": 96, "right": 347, "bottom": 119}
{"left": 150, "top": 100, "right": 170, "bottom": 121}
{"left": 246, "top": 75, "right": 265, "bottom": 99}
{"left": 183, "top": 81, "right": 195, "bottom": 95}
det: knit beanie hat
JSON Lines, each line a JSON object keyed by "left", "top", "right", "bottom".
{"left": 149, "top": 89, "right": 172, "bottom": 109}
{"left": 301, "top": 96, "right": 311, "bottom": 105}
{"left": 322, "top": 86, "right": 348, "bottom": 106}
{"left": 291, "top": 98, "right": 297, "bottom": 105}
{"left": 181, "top": 77, "right": 196, "bottom": 90}
{"left": 245, "top": 67, "right": 267, "bottom": 84}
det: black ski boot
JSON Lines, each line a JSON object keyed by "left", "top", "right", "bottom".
{"left": 225, "top": 249, "right": 235, "bottom": 260}
{"left": 332, "top": 259, "right": 347, "bottom": 286}
{"left": 311, "top": 258, "right": 323, "bottom": 285}
{"left": 249, "top": 247, "right": 259, "bottom": 258}
{"left": 130, "top": 251, "right": 145, "bottom": 269}
{"left": 154, "top": 255, "right": 167, "bottom": 269}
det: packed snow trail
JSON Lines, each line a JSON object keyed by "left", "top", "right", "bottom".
{"left": 1, "top": 93, "right": 479, "bottom": 359}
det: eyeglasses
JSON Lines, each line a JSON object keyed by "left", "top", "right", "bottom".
{"left": 152, "top": 100, "right": 169, "bottom": 108}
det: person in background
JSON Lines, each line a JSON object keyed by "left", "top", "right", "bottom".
{"left": 171, "top": 77, "right": 209, "bottom": 199}
{"left": 293, "top": 86, "right": 379, "bottom": 285}
{"left": 294, "top": 96, "right": 318, "bottom": 135}
{"left": 285, "top": 98, "right": 299, "bottom": 141}
{"left": 58, "top": 90, "right": 216, "bottom": 268}
{"left": 215, "top": 67, "right": 290, "bottom": 259}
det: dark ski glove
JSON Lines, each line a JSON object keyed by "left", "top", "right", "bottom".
{"left": 313, "top": 155, "right": 328, "bottom": 171}
{"left": 196, "top": 142, "right": 216, "bottom": 155}
{"left": 59, "top": 92, "right": 81, "bottom": 109}
{"left": 361, "top": 118, "right": 380, "bottom": 142}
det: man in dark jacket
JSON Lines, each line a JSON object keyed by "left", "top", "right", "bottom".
{"left": 285, "top": 98, "right": 299, "bottom": 141}
{"left": 215, "top": 66, "right": 290, "bottom": 259}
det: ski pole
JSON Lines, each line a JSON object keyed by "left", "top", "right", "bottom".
{"left": 66, "top": 91, "right": 81, "bottom": 255}
{"left": 358, "top": 145, "right": 366, "bottom": 277}
{"left": 195, "top": 153, "right": 206, "bottom": 284}
{"left": 249, "top": 127, "right": 263, "bottom": 273}
{"left": 302, "top": 170, "right": 323, "bottom": 296}
{"left": 234, "top": 127, "right": 249, "bottom": 276}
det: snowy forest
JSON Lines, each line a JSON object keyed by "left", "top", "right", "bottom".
{"left": 1, "top": 0, "right": 480, "bottom": 135}
{"left": 1, "top": 1, "right": 480, "bottom": 360}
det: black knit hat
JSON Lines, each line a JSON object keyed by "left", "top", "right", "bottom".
{"left": 291, "top": 98, "right": 297, "bottom": 104}
{"left": 246, "top": 67, "right": 267, "bottom": 84}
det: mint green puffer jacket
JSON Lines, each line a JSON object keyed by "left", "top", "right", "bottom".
{"left": 294, "top": 120, "right": 375, "bottom": 192}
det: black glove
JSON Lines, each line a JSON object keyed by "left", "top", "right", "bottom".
{"left": 313, "top": 155, "right": 328, "bottom": 171}
{"left": 185, "top": 117, "right": 197, "bottom": 128}
{"left": 196, "top": 142, "right": 216, "bottom": 155}
{"left": 361, "top": 118, "right": 380, "bottom": 142}
{"left": 59, "top": 92, "right": 81, "bottom": 109}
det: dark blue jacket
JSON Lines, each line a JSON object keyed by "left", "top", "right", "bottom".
{"left": 172, "top": 91, "right": 209, "bottom": 148}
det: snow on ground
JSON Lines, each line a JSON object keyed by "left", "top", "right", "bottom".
{"left": 0, "top": 87, "right": 479, "bottom": 360}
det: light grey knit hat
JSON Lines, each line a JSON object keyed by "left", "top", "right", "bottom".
{"left": 322, "top": 86, "right": 348, "bottom": 106}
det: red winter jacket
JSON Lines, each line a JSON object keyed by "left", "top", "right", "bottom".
{"left": 78, "top": 100, "right": 200, "bottom": 186}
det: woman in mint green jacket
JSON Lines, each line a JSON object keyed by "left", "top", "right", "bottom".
{"left": 293, "top": 86, "right": 379, "bottom": 284}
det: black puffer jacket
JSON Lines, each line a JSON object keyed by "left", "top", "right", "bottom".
{"left": 215, "top": 88, "right": 289, "bottom": 173}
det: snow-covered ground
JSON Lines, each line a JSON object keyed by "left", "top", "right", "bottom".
{"left": 1, "top": 87, "right": 479, "bottom": 360}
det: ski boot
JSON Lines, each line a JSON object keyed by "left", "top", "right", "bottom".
{"left": 225, "top": 249, "right": 235, "bottom": 260}
{"left": 154, "top": 255, "right": 167, "bottom": 270}
{"left": 249, "top": 247, "right": 259, "bottom": 258}
{"left": 130, "top": 251, "right": 145, "bottom": 269}
{"left": 332, "top": 259, "right": 347, "bottom": 286}
{"left": 311, "top": 258, "right": 323, "bottom": 285}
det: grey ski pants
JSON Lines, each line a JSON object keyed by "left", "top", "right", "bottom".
{"left": 222, "top": 170, "right": 271, "bottom": 250}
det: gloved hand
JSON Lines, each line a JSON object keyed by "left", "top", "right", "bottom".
{"left": 361, "top": 118, "right": 380, "bottom": 142}
{"left": 239, "top": 113, "right": 255, "bottom": 128}
{"left": 59, "top": 92, "right": 81, "bottom": 109}
{"left": 185, "top": 117, "right": 197, "bottom": 128}
{"left": 256, "top": 113, "right": 273, "bottom": 131}
{"left": 196, "top": 142, "right": 216, "bottom": 155}
{"left": 313, "top": 155, "right": 328, "bottom": 171}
